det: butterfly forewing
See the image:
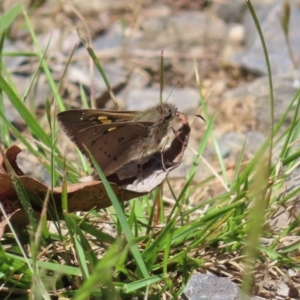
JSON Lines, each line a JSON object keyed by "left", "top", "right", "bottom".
{"left": 58, "top": 111, "right": 154, "bottom": 175}
{"left": 57, "top": 109, "right": 140, "bottom": 135}
{"left": 76, "top": 122, "right": 152, "bottom": 175}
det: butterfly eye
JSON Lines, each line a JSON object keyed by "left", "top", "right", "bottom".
{"left": 164, "top": 110, "right": 173, "bottom": 121}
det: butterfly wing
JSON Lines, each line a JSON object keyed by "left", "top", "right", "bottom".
{"left": 57, "top": 109, "right": 140, "bottom": 134}
{"left": 59, "top": 115, "right": 153, "bottom": 175}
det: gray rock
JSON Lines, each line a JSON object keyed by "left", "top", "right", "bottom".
{"left": 69, "top": 0, "right": 136, "bottom": 14}
{"left": 127, "top": 11, "right": 228, "bottom": 71}
{"left": 36, "top": 28, "right": 81, "bottom": 57}
{"left": 123, "top": 87, "right": 200, "bottom": 113}
{"left": 183, "top": 273, "right": 268, "bottom": 299}
{"left": 213, "top": 0, "right": 247, "bottom": 23}
{"left": 216, "top": 131, "right": 266, "bottom": 159}
{"left": 92, "top": 22, "right": 124, "bottom": 53}
{"left": 125, "top": 68, "right": 151, "bottom": 90}
{"left": 230, "top": 0, "right": 300, "bottom": 76}
{"left": 134, "top": 11, "right": 227, "bottom": 50}
{"left": 66, "top": 61, "right": 129, "bottom": 101}
{"left": 3, "top": 39, "right": 29, "bottom": 70}
{"left": 4, "top": 74, "right": 51, "bottom": 125}
{"left": 221, "top": 74, "right": 299, "bottom": 134}
{"left": 16, "top": 149, "right": 51, "bottom": 186}
{"left": 183, "top": 273, "right": 242, "bottom": 300}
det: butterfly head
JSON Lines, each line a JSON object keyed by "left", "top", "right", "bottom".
{"left": 157, "top": 103, "right": 178, "bottom": 123}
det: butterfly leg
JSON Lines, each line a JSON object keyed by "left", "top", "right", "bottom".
{"left": 160, "top": 126, "right": 182, "bottom": 172}
{"left": 160, "top": 136, "right": 171, "bottom": 172}
{"left": 169, "top": 126, "right": 186, "bottom": 145}
{"left": 137, "top": 152, "right": 145, "bottom": 184}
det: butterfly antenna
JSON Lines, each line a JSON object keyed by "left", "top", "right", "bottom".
{"left": 165, "top": 81, "right": 179, "bottom": 103}
{"left": 160, "top": 49, "right": 164, "bottom": 105}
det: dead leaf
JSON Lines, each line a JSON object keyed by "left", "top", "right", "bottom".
{"left": 0, "top": 146, "right": 142, "bottom": 234}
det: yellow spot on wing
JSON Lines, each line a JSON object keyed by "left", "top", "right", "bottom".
{"left": 108, "top": 127, "right": 116, "bottom": 132}
{"left": 98, "top": 116, "right": 112, "bottom": 124}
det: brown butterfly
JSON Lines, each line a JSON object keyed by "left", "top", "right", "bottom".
{"left": 57, "top": 103, "right": 182, "bottom": 176}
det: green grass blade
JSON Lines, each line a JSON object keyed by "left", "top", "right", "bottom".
{"left": 85, "top": 146, "right": 149, "bottom": 279}
{"left": 0, "top": 3, "right": 22, "bottom": 33}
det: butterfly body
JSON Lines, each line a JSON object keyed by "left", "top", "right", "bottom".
{"left": 58, "top": 103, "right": 178, "bottom": 176}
